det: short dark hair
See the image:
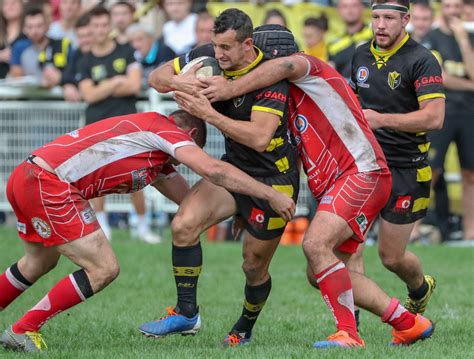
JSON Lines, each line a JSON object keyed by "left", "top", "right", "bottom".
{"left": 171, "top": 110, "right": 207, "bottom": 148}
{"left": 214, "top": 8, "right": 253, "bottom": 42}
{"left": 89, "top": 5, "right": 110, "bottom": 19}
{"left": 75, "top": 14, "right": 90, "bottom": 29}
{"left": 371, "top": 0, "right": 410, "bottom": 9}
{"left": 111, "top": 1, "right": 135, "bottom": 14}
{"left": 263, "top": 9, "right": 287, "bottom": 27}
{"left": 304, "top": 14, "right": 329, "bottom": 32}
{"left": 23, "top": 5, "right": 45, "bottom": 21}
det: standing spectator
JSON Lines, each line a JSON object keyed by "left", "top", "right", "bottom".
{"left": 162, "top": 0, "right": 197, "bottom": 55}
{"left": 1, "top": 0, "right": 28, "bottom": 78}
{"left": 263, "top": 8, "right": 287, "bottom": 27}
{"left": 194, "top": 11, "right": 214, "bottom": 47}
{"left": 48, "top": 0, "right": 81, "bottom": 48}
{"left": 302, "top": 15, "right": 329, "bottom": 61}
{"left": 62, "top": 14, "right": 92, "bottom": 102}
{"left": 409, "top": 1, "right": 434, "bottom": 43}
{"left": 465, "top": 0, "right": 474, "bottom": 21}
{"left": 110, "top": 1, "right": 135, "bottom": 45}
{"left": 77, "top": 6, "right": 160, "bottom": 244}
{"left": 328, "top": 0, "right": 372, "bottom": 80}
{"left": 127, "top": 23, "right": 174, "bottom": 87}
{"left": 10, "top": 6, "right": 72, "bottom": 88}
{"left": 423, "top": 0, "right": 474, "bottom": 243}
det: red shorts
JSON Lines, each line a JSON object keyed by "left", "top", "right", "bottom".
{"left": 6, "top": 161, "right": 100, "bottom": 247}
{"left": 316, "top": 169, "right": 392, "bottom": 254}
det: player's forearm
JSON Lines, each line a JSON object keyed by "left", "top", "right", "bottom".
{"left": 207, "top": 111, "right": 272, "bottom": 152}
{"left": 229, "top": 58, "right": 295, "bottom": 98}
{"left": 81, "top": 80, "right": 116, "bottom": 103}
{"left": 443, "top": 73, "right": 474, "bottom": 91}
{"left": 148, "top": 61, "right": 176, "bottom": 93}
{"left": 381, "top": 108, "right": 444, "bottom": 132}
{"left": 456, "top": 36, "right": 474, "bottom": 80}
{"left": 113, "top": 80, "right": 141, "bottom": 97}
{"left": 8, "top": 66, "right": 23, "bottom": 77}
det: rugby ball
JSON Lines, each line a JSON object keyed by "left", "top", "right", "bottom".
{"left": 180, "top": 56, "right": 223, "bottom": 78}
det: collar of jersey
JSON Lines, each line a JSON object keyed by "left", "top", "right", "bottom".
{"left": 370, "top": 33, "right": 409, "bottom": 68}
{"left": 223, "top": 46, "right": 263, "bottom": 79}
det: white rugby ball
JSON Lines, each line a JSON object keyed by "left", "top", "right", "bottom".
{"left": 180, "top": 56, "right": 223, "bottom": 78}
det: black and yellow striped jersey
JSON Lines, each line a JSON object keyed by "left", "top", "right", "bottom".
{"left": 350, "top": 34, "right": 445, "bottom": 167}
{"left": 328, "top": 24, "right": 372, "bottom": 80}
{"left": 174, "top": 44, "right": 297, "bottom": 177}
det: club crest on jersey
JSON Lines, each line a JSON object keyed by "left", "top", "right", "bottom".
{"left": 356, "top": 66, "right": 370, "bottom": 88}
{"left": 295, "top": 114, "right": 308, "bottom": 134}
{"left": 31, "top": 217, "right": 51, "bottom": 238}
{"left": 355, "top": 213, "right": 368, "bottom": 233}
{"left": 388, "top": 71, "right": 401, "bottom": 90}
{"left": 233, "top": 95, "right": 245, "bottom": 108}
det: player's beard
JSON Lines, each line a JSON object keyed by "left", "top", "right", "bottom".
{"left": 375, "top": 30, "right": 403, "bottom": 50}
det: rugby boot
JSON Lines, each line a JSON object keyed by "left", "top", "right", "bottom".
{"left": 223, "top": 331, "right": 252, "bottom": 347}
{"left": 391, "top": 314, "right": 434, "bottom": 346}
{"left": 404, "top": 275, "right": 436, "bottom": 314}
{"left": 139, "top": 306, "right": 201, "bottom": 338}
{"left": 313, "top": 330, "right": 365, "bottom": 349}
{"left": 1, "top": 326, "right": 47, "bottom": 352}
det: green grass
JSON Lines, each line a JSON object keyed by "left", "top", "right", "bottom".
{"left": 0, "top": 225, "right": 473, "bottom": 358}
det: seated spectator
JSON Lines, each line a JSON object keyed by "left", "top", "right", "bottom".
{"left": 1, "top": 0, "right": 28, "bottom": 79}
{"left": 48, "top": 0, "right": 81, "bottom": 48}
{"left": 194, "top": 11, "right": 214, "bottom": 47}
{"left": 162, "top": 0, "right": 197, "bottom": 55}
{"left": 62, "top": 14, "right": 92, "bottom": 101}
{"left": 302, "top": 15, "right": 329, "bottom": 61}
{"left": 127, "top": 23, "right": 175, "bottom": 87}
{"left": 10, "top": 6, "right": 73, "bottom": 88}
{"left": 111, "top": 1, "right": 135, "bottom": 45}
{"left": 409, "top": 0, "right": 434, "bottom": 43}
{"left": 263, "top": 8, "right": 287, "bottom": 27}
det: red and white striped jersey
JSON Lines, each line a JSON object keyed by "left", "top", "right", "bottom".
{"left": 33, "top": 112, "right": 195, "bottom": 199}
{"left": 288, "top": 54, "right": 388, "bottom": 199}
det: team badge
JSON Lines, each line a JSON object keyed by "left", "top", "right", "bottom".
{"left": 233, "top": 95, "right": 245, "bottom": 108}
{"left": 388, "top": 71, "right": 401, "bottom": 90}
{"left": 356, "top": 66, "right": 369, "bottom": 82}
{"left": 31, "top": 217, "right": 51, "bottom": 238}
{"left": 113, "top": 58, "right": 126, "bottom": 73}
{"left": 294, "top": 114, "right": 308, "bottom": 134}
{"left": 91, "top": 64, "right": 106, "bottom": 82}
{"left": 355, "top": 213, "right": 368, "bottom": 233}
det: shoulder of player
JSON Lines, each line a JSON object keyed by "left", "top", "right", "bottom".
{"left": 354, "top": 41, "right": 371, "bottom": 55}
{"left": 404, "top": 39, "right": 439, "bottom": 65}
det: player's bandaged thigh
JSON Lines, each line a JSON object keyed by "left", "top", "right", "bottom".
{"left": 381, "top": 165, "right": 431, "bottom": 224}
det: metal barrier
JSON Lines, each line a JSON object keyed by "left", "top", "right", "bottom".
{"left": 0, "top": 97, "right": 312, "bottom": 215}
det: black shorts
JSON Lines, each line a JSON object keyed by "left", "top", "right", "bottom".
{"left": 429, "top": 111, "right": 474, "bottom": 170}
{"left": 232, "top": 169, "right": 300, "bottom": 240}
{"left": 381, "top": 163, "right": 432, "bottom": 224}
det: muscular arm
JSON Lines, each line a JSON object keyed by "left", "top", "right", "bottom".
{"left": 174, "top": 145, "right": 295, "bottom": 221}
{"left": 366, "top": 97, "right": 445, "bottom": 132}
{"left": 201, "top": 56, "right": 309, "bottom": 102}
{"left": 151, "top": 173, "right": 190, "bottom": 205}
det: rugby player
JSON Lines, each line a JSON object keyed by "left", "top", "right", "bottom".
{"left": 139, "top": 9, "right": 300, "bottom": 346}
{"left": 0, "top": 110, "right": 295, "bottom": 352}
{"left": 349, "top": 0, "right": 444, "bottom": 315}
{"left": 198, "top": 25, "right": 436, "bottom": 348}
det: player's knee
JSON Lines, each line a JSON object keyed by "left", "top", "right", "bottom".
{"left": 306, "top": 265, "right": 320, "bottom": 289}
{"left": 171, "top": 214, "right": 201, "bottom": 246}
{"left": 242, "top": 257, "right": 266, "bottom": 282}
{"left": 378, "top": 248, "right": 401, "bottom": 271}
{"left": 95, "top": 261, "right": 120, "bottom": 288}
{"left": 302, "top": 235, "right": 327, "bottom": 259}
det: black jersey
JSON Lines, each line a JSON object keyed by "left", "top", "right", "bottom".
{"left": 77, "top": 42, "right": 138, "bottom": 123}
{"left": 422, "top": 28, "right": 474, "bottom": 114}
{"left": 175, "top": 44, "right": 297, "bottom": 177}
{"left": 328, "top": 24, "right": 372, "bottom": 80}
{"left": 350, "top": 34, "right": 445, "bottom": 167}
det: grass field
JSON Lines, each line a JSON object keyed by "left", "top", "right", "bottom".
{"left": 0, "top": 225, "right": 473, "bottom": 358}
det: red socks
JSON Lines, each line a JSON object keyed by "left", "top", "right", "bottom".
{"left": 0, "top": 267, "right": 31, "bottom": 311}
{"left": 315, "top": 261, "right": 360, "bottom": 341}
{"left": 381, "top": 298, "right": 416, "bottom": 331}
{"left": 13, "top": 274, "right": 85, "bottom": 333}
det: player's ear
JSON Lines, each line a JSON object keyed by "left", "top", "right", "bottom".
{"left": 243, "top": 37, "right": 253, "bottom": 51}
{"left": 402, "top": 13, "right": 410, "bottom": 27}
{"left": 187, "top": 127, "right": 199, "bottom": 144}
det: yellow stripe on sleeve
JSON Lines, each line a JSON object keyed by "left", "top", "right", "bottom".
{"left": 418, "top": 93, "right": 445, "bottom": 102}
{"left": 252, "top": 106, "right": 284, "bottom": 117}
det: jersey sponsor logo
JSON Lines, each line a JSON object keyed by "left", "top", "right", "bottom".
{"left": 233, "top": 95, "right": 245, "bottom": 108}
{"left": 112, "top": 58, "right": 126, "bottom": 73}
{"left": 80, "top": 208, "right": 97, "bottom": 225}
{"left": 388, "top": 71, "right": 401, "bottom": 90}
{"left": 355, "top": 213, "right": 368, "bottom": 233}
{"left": 249, "top": 207, "right": 265, "bottom": 229}
{"left": 414, "top": 75, "right": 443, "bottom": 90}
{"left": 131, "top": 168, "right": 148, "bottom": 192}
{"left": 31, "top": 217, "right": 51, "bottom": 239}
{"left": 256, "top": 91, "right": 287, "bottom": 103}
{"left": 91, "top": 64, "right": 107, "bottom": 82}
{"left": 395, "top": 195, "right": 412, "bottom": 212}
{"left": 356, "top": 66, "right": 370, "bottom": 88}
{"left": 67, "top": 130, "right": 79, "bottom": 138}
{"left": 294, "top": 114, "right": 308, "bottom": 134}
{"left": 320, "top": 195, "right": 334, "bottom": 205}
{"left": 16, "top": 221, "right": 27, "bottom": 234}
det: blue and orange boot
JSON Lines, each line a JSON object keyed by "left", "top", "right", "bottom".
{"left": 223, "top": 331, "right": 252, "bottom": 347}
{"left": 313, "top": 330, "right": 365, "bottom": 349}
{"left": 139, "top": 307, "right": 201, "bottom": 338}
